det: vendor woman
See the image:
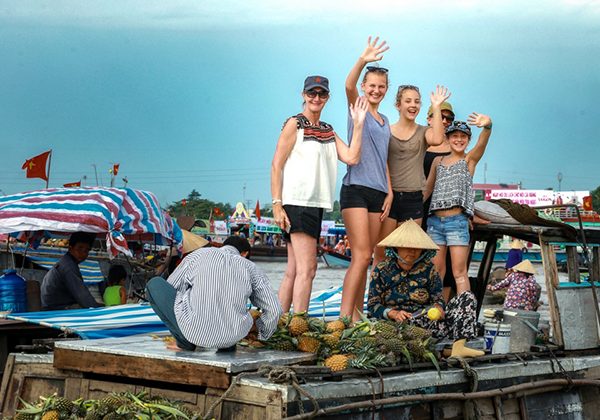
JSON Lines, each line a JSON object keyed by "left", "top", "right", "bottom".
{"left": 367, "top": 219, "right": 483, "bottom": 358}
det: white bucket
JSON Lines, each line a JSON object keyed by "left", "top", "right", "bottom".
{"left": 484, "top": 322, "right": 511, "bottom": 354}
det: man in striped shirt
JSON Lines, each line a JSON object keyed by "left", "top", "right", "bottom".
{"left": 146, "top": 236, "right": 282, "bottom": 351}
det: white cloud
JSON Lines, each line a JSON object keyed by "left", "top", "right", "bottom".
{"left": 0, "top": 0, "right": 598, "bottom": 28}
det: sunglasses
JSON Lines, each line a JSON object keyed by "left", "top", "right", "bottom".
{"left": 305, "top": 89, "right": 330, "bottom": 99}
{"left": 366, "top": 66, "right": 389, "bottom": 73}
{"left": 428, "top": 113, "right": 454, "bottom": 122}
{"left": 397, "top": 84, "right": 420, "bottom": 93}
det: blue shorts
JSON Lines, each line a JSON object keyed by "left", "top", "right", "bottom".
{"left": 426, "top": 213, "right": 470, "bottom": 246}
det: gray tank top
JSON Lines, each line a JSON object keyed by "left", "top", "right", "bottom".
{"left": 342, "top": 111, "right": 390, "bottom": 193}
{"left": 429, "top": 159, "right": 474, "bottom": 216}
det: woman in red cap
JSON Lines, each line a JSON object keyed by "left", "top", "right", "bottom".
{"left": 271, "top": 75, "right": 368, "bottom": 313}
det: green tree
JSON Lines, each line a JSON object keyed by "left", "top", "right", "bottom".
{"left": 591, "top": 185, "right": 600, "bottom": 212}
{"left": 167, "top": 189, "right": 233, "bottom": 220}
{"left": 323, "top": 200, "right": 342, "bottom": 222}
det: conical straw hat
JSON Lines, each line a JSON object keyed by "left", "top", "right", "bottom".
{"left": 510, "top": 239, "right": 524, "bottom": 249}
{"left": 377, "top": 219, "right": 439, "bottom": 250}
{"left": 512, "top": 259, "right": 536, "bottom": 274}
{"left": 181, "top": 230, "right": 209, "bottom": 254}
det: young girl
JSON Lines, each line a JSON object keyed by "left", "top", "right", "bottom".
{"left": 425, "top": 115, "right": 493, "bottom": 297}
{"left": 103, "top": 265, "right": 127, "bottom": 306}
{"left": 271, "top": 75, "right": 368, "bottom": 313}
{"left": 488, "top": 259, "right": 541, "bottom": 311}
{"left": 371, "top": 84, "right": 449, "bottom": 270}
{"left": 339, "top": 36, "right": 393, "bottom": 321}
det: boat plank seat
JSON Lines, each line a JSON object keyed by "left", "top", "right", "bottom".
{"left": 52, "top": 335, "right": 315, "bottom": 389}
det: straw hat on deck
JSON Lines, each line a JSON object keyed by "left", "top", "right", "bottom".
{"left": 377, "top": 219, "right": 439, "bottom": 250}
{"left": 181, "top": 230, "right": 209, "bottom": 254}
{"left": 512, "top": 259, "right": 536, "bottom": 275}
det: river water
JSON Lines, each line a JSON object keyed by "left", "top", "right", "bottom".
{"left": 255, "top": 259, "right": 564, "bottom": 324}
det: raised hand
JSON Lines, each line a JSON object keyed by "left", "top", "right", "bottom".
{"left": 429, "top": 85, "right": 451, "bottom": 108}
{"left": 360, "top": 36, "right": 389, "bottom": 63}
{"left": 349, "top": 96, "right": 369, "bottom": 125}
{"left": 468, "top": 112, "right": 492, "bottom": 128}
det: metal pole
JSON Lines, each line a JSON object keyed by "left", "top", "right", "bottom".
{"left": 92, "top": 164, "right": 99, "bottom": 186}
{"left": 45, "top": 150, "right": 52, "bottom": 189}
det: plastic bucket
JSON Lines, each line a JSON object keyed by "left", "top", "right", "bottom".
{"left": 503, "top": 309, "right": 540, "bottom": 353}
{"left": 484, "top": 322, "right": 511, "bottom": 354}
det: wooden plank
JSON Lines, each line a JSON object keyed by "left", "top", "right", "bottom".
{"left": 566, "top": 246, "right": 580, "bottom": 283}
{"left": 539, "top": 237, "right": 564, "bottom": 346}
{"left": 0, "top": 353, "right": 15, "bottom": 412}
{"left": 592, "top": 247, "right": 600, "bottom": 283}
{"left": 54, "top": 348, "right": 231, "bottom": 389}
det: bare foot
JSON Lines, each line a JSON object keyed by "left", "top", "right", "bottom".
{"left": 166, "top": 341, "right": 183, "bottom": 351}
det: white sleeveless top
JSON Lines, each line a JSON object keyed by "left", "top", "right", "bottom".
{"left": 282, "top": 114, "right": 337, "bottom": 211}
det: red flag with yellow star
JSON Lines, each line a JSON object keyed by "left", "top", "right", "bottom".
{"left": 22, "top": 151, "right": 51, "bottom": 181}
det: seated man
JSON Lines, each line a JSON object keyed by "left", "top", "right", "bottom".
{"left": 146, "top": 236, "right": 282, "bottom": 351}
{"left": 41, "top": 232, "right": 104, "bottom": 310}
{"left": 367, "top": 219, "right": 484, "bottom": 358}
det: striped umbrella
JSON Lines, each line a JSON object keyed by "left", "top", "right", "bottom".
{"left": 0, "top": 187, "right": 182, "bottom": 257}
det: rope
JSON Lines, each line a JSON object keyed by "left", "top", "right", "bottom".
{"left": 257, "top": 365, "right": 320, "bottom": 418}
{"left": 202, "top": 372, "right": 252, "bottom": 420}
{"left": 546, "top": 345, "right": 573, "bottom": 388}
{"left": 457, "top": 358, "right": 479, "bottom": 393}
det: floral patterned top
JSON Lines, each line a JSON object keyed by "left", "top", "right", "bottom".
{"left": 368, "top": 250, "right": 445, "bottom": 319}
{"left": 490, "top": 271, "right": 541, "bottom": 311}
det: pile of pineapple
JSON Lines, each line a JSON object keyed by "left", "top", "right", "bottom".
{"left": 14, "top": 391, "right": 199, "bottom": 419}
{"left": 258, "top": 312, "right": 439, "bottom": 373}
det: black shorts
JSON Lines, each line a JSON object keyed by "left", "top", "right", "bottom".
{"left": 283, "top": 205, "right": 323, "bottom": 241}
{"left": 389, "top": 190, "right": 424, "bottom": 221}
{"left": 339, "top": 184, "right": 387, "bottom": 213}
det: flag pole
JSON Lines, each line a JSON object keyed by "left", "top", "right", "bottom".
{"left": 45, "top": 150, "right": 53, "bottom": 189}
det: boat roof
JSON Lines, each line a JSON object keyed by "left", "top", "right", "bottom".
{"left": 472, "top": 222, "right": 600, "bottom": 246}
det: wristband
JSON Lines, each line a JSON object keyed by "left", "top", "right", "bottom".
{"left": 483, "top": 123, "right": 493, "bottom": 130}
{"left": 272, "top": 199, "right": 282, "bottom": 205}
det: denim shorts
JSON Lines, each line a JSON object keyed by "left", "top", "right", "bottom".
{"left": 389, "top": 191, "right": 424, "bottom": 221}
{"left": 426, "top": 213, "right": 470, "bottom": 246}
{"left": 339, "top": 184, "right": 387, "bottom": 213}
{"left": 283, "top": 205, "right": 323, "bottom": 241}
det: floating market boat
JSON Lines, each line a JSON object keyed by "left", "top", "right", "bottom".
{"left": 2, "top": 207, "right": 600, "bottom": 419}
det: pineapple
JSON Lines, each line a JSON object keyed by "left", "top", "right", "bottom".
{"left": 85, "top": 411, "right": 104, "bottom": 420}
{"left": 273, "top": 339, "right": 296, "bottom": 352}
{"left": 288, "top": 315, "right": 309, "bottom": 336}
{"left": 373, "top": 320, "right": 399, "bottom": 339}
{"left": 41, "top": 410, "right": 60, "bottom": 420}
{"left": 354, "top": 336, "right": 378, "bottom": 348}
{"left": 324, "top": 354, "right": 350, "bottom": 372}
{"left": 326, "top": 319, "right": 346, "bottom": 333}
{"left": 321, "top": 331, "right": 342, "bottom": 348}
{"left": 382, "top": 337, "right": 406, "bottom": 354}
{"left": 14, "top": 413, "right": 37, "bottom": 420}
{"left": 53, "top": 396, "right": 75, "bottom": 415}
{"left": 278, "top": 312, "right": 291, "bottom": 328}
{"left": 402, "top": 324, "right": 432, "bottom": 341}
{"left": 297, "top": 334, "right": 321, "bottom": 353}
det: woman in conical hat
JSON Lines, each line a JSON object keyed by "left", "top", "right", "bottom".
{"left": 488, "top": 259, "right": 541, "bottom": 312}
{"left": 368, "top": 219, "right": 484, "bottom": 358}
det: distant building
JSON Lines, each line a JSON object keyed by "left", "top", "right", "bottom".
{"left": 473, "top": 183, "right": 520, "bottom": 202}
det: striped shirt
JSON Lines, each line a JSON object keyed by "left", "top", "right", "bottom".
{"left": 167, "top": 245, "right": 282, "bottom": 348}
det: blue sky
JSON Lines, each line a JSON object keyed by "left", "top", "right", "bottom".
{"left": 1, "top": 0, "right": 598, "bottom": 208}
